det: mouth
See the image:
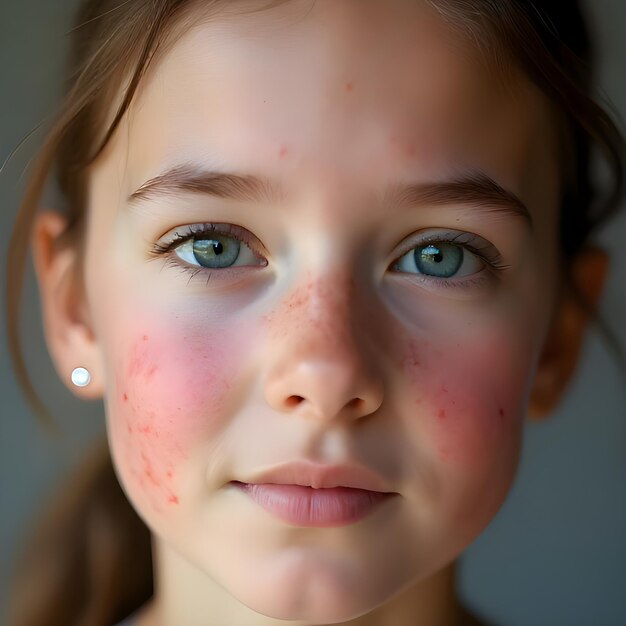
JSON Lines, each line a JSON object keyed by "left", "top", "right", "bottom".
{"left": 230, "top": 481, "right": 398, "bottom": 527}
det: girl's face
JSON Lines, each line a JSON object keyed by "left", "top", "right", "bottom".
{"left": 80, "top": 0, "right": 561, "bottom": 621}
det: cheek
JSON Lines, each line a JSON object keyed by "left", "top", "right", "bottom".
{"left": 400, "top": 328, "right": 530, "bottom": 471}
{"left": 396, "top": 326, "right": 534, "bottom": 537}
{"left": 107, "top": 320, "right": 240, "bottom": 515}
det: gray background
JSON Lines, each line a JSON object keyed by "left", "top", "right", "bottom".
{"left": 1, "top": 1, "right": 625, "bottom": 625}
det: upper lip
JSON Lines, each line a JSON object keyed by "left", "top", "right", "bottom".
{"left": 235, "top": 460, "right": 396, "bottom": 493}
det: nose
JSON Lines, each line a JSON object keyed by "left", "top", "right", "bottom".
{"left": 262, "top": 270, "right": 385, "bottom": 423}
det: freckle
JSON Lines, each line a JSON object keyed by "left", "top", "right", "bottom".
{"left": 168, "top": 494, "right": 179, "bottom": 504}
{"left": 345, "top": 81, "right": 353, "bottom": 92}
{"left": 437, "top": 408, "right": 447, "bottom": 420}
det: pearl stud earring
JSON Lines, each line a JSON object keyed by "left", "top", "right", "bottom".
{"left": 71, "top": 367, "right": 91, "bottom": 387}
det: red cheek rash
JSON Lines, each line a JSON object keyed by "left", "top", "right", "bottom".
{"left": 397, "top": 334, "right": 524, "bottom": 469}
{"left": 113, "top": 325, "right": 237, "bottom": 513}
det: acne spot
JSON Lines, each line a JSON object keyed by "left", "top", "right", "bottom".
{"left": 123, "top": 392, "right": 129, "bottom": 402}
{"left": 498, "top": 408, "right": 505, "bottom": 420}
{"left": 405, "top": 143, "right": 416, "bottom": 158}
{"left": 141, "top": 451, "right": 161, "bottom": 487}
{"left": 168, "top": 494, "right": 179, "bottom": 505}
{"left": 345, "top": 81, "right": 354, "bottom": 92}
{"left": 437, "top": 408, "right": 447, "bottom": 421}
{"left": 142, "top": 335, "right": 149, "bottom": 341}
{"left": 278, "top": 145, "right": 288, "bottom": 159}
{"left": 166, "top": 470, "right": 173, "bottom": 478}
{"left": 127, "top": 424, "right": 133, "bottom": 434}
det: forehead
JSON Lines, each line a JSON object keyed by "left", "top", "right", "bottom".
{"left": 111, "top": 0, "right": 560, "bottom": 217}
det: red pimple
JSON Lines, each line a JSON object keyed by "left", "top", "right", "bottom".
{"left": 166, "top": 470, "right": 173, "bottom": 478}
{"left": 127, "top": 425, "right": 133, "bottom": 434}
{"left": 498, "top": 408, "right": 505, "bottom": 420}
{"left": 168, "top": 494, "right": 179, "bottom": 505}
{"left": 345, "top": 81, "right": 353, "bottom": 92}
{"left": 142, "top": 335, "right": 149, "bottom": 341}
{"left": 437, "top": 408, "right": 447, "bottom": 420}
{"left": 123, "top": 392, "right": 129, "bottom": 402}
{"left": 278, "top": 145, "right": 288, "bottom": 159}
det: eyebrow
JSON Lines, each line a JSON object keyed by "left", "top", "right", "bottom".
{"left": 127, "top": 162, "right": 533, "bottom": 230}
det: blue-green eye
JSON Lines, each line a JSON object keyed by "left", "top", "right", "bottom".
{"left": 394, "top": 241, "right": 485, "bottom": 279}
{"left": 175, "top": 232, "right": 256, "bottom": 269}
{"left": 151, "top": 223, "right": 266, "bottom": 273}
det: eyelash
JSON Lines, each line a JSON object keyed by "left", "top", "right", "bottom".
{"left": 148, "top": 223, "right": 511, "bottom": 290}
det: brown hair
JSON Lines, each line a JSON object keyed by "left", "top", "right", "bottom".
{"left": 5, "top": 1, "right": 625, "bottom": 624}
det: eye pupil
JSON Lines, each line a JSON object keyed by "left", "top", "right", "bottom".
{"left": 414, "top": 243, "right": 463, "bottom": 277}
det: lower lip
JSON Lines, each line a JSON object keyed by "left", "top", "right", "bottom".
{"left": 231, "top": 482, "right": 397, "bottom": 527}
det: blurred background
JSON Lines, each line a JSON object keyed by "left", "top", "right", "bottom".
{"left": 1, "top": 1, "right": 625, "bottom": 625}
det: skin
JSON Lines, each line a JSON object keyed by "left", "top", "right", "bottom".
{"left": 32, "top": 0, "right": 609, "bottom": 625}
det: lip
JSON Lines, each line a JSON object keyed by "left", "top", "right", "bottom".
{"left": 231, "top": 482, "right": 398, "bottom": 527}
{"left": 234, "top": 460, "right": 396, "bottom": 492}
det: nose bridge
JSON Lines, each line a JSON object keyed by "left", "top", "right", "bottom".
{"left": 266, "top": 267, "right": 359, "bottom": 355}
{"left": 262, "top": 267, "right": 384, "bottom": 421}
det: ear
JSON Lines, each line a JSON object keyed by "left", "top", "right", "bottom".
{"left": 31, "top": 210, "right": 104, "bottom": 399}
{"left": 528, "top": 246, "right": 609, "bottom": 420}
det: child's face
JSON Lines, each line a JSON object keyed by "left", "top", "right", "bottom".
{"left": 80, "top": 0, "right": 561, "bottom": 620}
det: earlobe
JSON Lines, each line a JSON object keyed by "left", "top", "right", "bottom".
{"left": 527, "top": 247, "right": 609, "bottom": 421}
{"left": 31, "top": 210, "right": 104, "bottom": 399}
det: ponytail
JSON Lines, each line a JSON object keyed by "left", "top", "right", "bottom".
{"left": 7, "top": 437, "right": 153, "bottom": 626}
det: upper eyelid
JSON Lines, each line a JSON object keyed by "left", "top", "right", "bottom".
{"left": 394, "top": 230, "right": 503, "bottom": 265}
{"left": 151, "top": 223, "right": 260, "bottom": 256}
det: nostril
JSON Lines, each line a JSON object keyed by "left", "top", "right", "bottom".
{"left": 346, "top": 398, "right": 362, "bottom": 410}
{"left": 286, "top": 395, "right": 304, "bottom": 408}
